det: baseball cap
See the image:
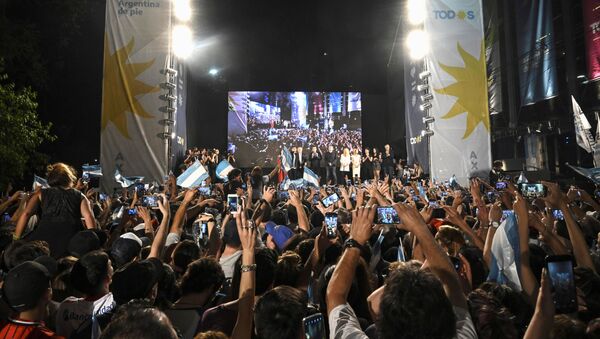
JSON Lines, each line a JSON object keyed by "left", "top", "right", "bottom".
{"left": 2, "top": 261, "right": 50, "bottom": 312}
{"left": 110, "top": 232, "right": 142, "bottom": 268}
{"left": 110, "top": 259, "right": 159, "bottom": 305}
{"left": 68, "top": 230, "right": 101, "bottom": 258}
{"left": 265, "top": 222, "right": 295, "bottom": 251}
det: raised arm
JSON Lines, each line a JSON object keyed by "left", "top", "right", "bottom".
{"left": 523, "top": 269, "right": 554, "bottom": 339}
{"left": 148, "top": 195, "right": 171, "bottom": 259}
{"left": 168, "top": 189, "right": 197, "bottom": 236}
{"left": 289, "top": 190, "right": 310, "bottom": 233}
{"left": 513, "top": 193, "right": 539, "bottom": 305}
{"left": 393, "top": 202, "right": 467, "bottom": 308}
{"left": 14, "top": 191, "right": 41, "bottom": 239}
{"left": 327, "top": 206, "right": 377, "bottom": 313}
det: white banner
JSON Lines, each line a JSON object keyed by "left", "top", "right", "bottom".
{"left": 426, "top": 0, "right": 491, "bottom": 185}
{"left": 100, "top": 0, "right": 171, "bottom": 189}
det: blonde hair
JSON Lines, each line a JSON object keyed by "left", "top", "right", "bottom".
{"left": 46, "top": 162, "right": 77, "bottom": 188}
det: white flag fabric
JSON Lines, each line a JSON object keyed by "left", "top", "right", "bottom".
{"left": 177, "top": 160, "right": 208, "bottom": 188}
{"left": 100, "top": 0, "right": 172, "bottom": 190}
{"left": 489, "top": 214, "right": 522, "bottom": 292}
{"left": 572, "top": 96, "right": 594, "bottom": 153}
{"left": 426, "top": 0, "right": 491, "bottom": 186}
{"left": 302, "top": 167, "right": 320, "bottom": 188}
{"left": 32, "top": 175, "right": 49, "bottom": 190}
{"left": 216, "top": 160, "right": 234, "bottom": 181}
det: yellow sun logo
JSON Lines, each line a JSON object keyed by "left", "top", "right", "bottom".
{"left": 435, "top": 40, "right": 489, "bottom": 139}
{"left": 101, "top": 35, "right": 159, "bottom": 139}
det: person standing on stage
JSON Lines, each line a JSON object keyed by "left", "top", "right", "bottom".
{"left": 309, "top": 146, "right": 322, "bottom": 179}
{"left": 340, "top": 148, "right": 352, "bottom": 184}
{"left": 382, "top": 144, "right": 395, "bottom": 180}
{"left": 296, "top": 146, "right": 306, "bottom": 179}
{"left": 324, "top": 145, "right": 337, "bottom": 185}
{"left": 372, "top": 148, "right": 381, "bottom": 181}
{"left": 290, "top": 146, "right": 298, "bottom": 179}
{"left": 362, "top": 148, "right": 373, "bottom": 181}
{"left": 351, "top": 148, "right": 361, "bottom": 183}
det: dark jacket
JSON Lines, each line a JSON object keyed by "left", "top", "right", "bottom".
{"left": 324, "top": 151, "right": 337, "bottom": 167}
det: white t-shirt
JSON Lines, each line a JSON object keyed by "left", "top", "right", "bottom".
{"left": 219, "top": 250, "right": 243, "bottom": 279}
{"left": 56, "top": 293, "right": 115, "bottom": 338}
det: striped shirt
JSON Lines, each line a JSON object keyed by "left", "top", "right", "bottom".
{"left": 0, "top": 318, "right": 64, "bottom": 339}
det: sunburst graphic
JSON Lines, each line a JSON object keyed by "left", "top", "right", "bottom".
{"left": 435, "top": 40, "right": 489, "bottom": 139}
{"left": 101, "top": 35, "right": 158, "bottom": 139}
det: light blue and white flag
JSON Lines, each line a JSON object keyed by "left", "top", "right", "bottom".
{"left": 32, "top": 175, "right": 49, "bottom": 190}
{"left": 216, "top": 160, "right": 234, "bottom": 182}
{"left": 303, "top": 167, "right": 320, "bottom": 188}
{"left": 517, "top": 172, "right": 528, "bottom": 184}
{"left": 177, "top": 160, "right": 209, "bottom": 188}
{"left": 82, "top": 164, "right": 103, "bottom": 178}
{"left": 488, "top": 213, "right": 522, "bottom": 291}
{"left": 114, "top": 169, "right": 144, "bottom": 188}
{"left": 281, "top": 147, "right": 293, "bottom": 172}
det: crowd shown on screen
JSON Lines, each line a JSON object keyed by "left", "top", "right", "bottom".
{"left": 2, "top": 157, "right": 600, "bottom": 339}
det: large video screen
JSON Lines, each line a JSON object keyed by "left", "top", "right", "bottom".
{"left": 228, "top": 91, "right": 362, "bottom": 167}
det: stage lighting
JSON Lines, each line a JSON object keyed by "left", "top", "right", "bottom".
{"left": 526, "top": 126, "right": 532, "bottom": 134}
{"left": 159, "top": 106, "right": 177, "bottom": 114}
{"left": 419, "top": 102, "right": 432, "bottom": 111}
{"left": 419, "top": 70, "right": 431, "bottom": 80}
{"left": 417, "top": 84, "right": 429, "bottom": 92}
{"left": 160, "top": 82, "right": 176, "bottom": 90}
{"left": 407, "top": 0, "right": 426, "bottom": 25}
{"left": 159, "top": 94, "right": 177, "bottom": 102}
{"left": 172, "top": 25, "right": 193, "bottom": 58}
{"left": 547, "top": 121, "right": 553, "bottom": 130}
{"left": 173, "top": 0, "right": 192, "bottom": 22}
{"left": 421, "top": 129, "right": 434, "bottom": 137}
{"left": 406, "top": 30, "right": 429, "bottom": 60}
{"left": 171, "top": 132, "right": 177, "bottom": 139}
{"left": 535, "top": 123, "right": 542, "bottom": 133}
{"left": 209, "top": 68, "right": 219, "bottom": 76}
{"left": 420, "top": 93, "right": 433, "bottom": 102}
{"left": 159, "top": 119, "right": 175, "bottom": 126}
{"left": 490, "top": 110, "right": 500, "bottom": 115}
{"left": 422, "top": 116, "right": 435, "bottom": 124}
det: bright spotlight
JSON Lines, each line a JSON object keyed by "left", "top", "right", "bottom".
{"left": 172, "top": 25, "right": 193, "bottom": 58}
{"left": 407, "top": 0, "right": 426, "bottom": 25}
{"left": 406, "top": 30, "right": 429, "bottom": 60}
{"left": 173, "top": 0, "right": 192, "bottom": 22}
{"left": 209, "top": 68, "right": 219, "bottom": 76}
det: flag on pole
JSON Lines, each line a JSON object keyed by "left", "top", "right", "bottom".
{"left": 216, "top": 160, "right": 234, "bottom": 182}
{"left": 572, "top": 96, "right": 595, "bottom": 153}
{"left": 82, "top": 164, "right": 103, "bottom": 178}
{"left": 566, "top": 164, "right": 600, "bottom": 185}
{"left": 303, "top": 167, "right": 320, "bottom": 188}
{"left": 176, "top": 160, "right": 208, "bottom": 188}
{"left": 114, "top": 169, "right": 144, "bottom": 188}
{"left": 32, "top": 175, "right": 49, "bottom": 190}
{"left": 488, "top": 213, "right": 522, "bottom": 292}
{"left": 281, "top": 147, "right": 293, "bottom": 172}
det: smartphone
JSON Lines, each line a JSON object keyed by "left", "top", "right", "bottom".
{"left": 134, "top": 183, "right": 145, "bottom": 195}
{"left": 227, "top": 194, "right": 239, "bottom": 212}
{"left": 346, "top": 179, "right": 352, "bottom": 186}
{"left": 312, "top": 193, "right": 320, "bottom": 205}
{"left": 278, "top": 191, "right": 290, "bottom": 200}
{"left": 302, "top": 313, "right": 325, "bottom": 339}
{"left": 431, "top": 208, "right": 446, "bottom": 219}
{"left": 519, "top": 183, "right": 547, "bottom": 198}
{"left": 553, "top": 209, "right": 564, "bottom": 221}
{"left": 198, "top": 186, "right": 211, "bottom": 196}
{"left": 546, "top": 255, "right": 578, "bottom": 314}
{"left": 2, "top": 213, "right": 10, "bottom": 223}
{"left": 325, "top": 212, "right": 338, "bottom": 238}
{"left": 82, "top": 172, "right": 90, "bottom": 183}
{"left": 99, "top": 193, "right": 108, "bottom": 202}
{"left": 142, "top": 195, "right": 158, "bottom": 208}
{"left": 495, "top": 182, "right": 507, "bottom": 191}
{"left": 192, "top": 220, "right": 207, "bottom": 247}
{"left": 449, "top": 256, "right": 461, "bottom": 271}
{"left": 321, "top": 193, "right": 339, "bottom": 208}
{"left": 429, "top": 201, "right": 439, "bottom": 208}
{"left": 500, "top": 210, "right": 514, "bottom": 222}
{"left": 377, "top": 206, "right": 400, "bottom": 224}
{"left": 127, "top": 208, "right": 137, "bottom": 216}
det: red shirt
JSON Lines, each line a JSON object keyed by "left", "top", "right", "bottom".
{"left": 0, "top": 318, "right": 64, "bottom": 339}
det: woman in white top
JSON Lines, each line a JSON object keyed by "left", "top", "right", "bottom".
{"left": 339, "top": 148, "right": 352, "bottom": 183}
{"left": 350, "top": 149, "right": 361, "bottom": 182}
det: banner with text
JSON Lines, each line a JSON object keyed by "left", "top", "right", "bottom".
{"left": 425, "top": 0, "right": 491, "bottom": 185}
{"left": 515, "top": 0, "right": 558, "bottom": 106}
{"left": 403, "top": 57, "right": 430, "bottom": 173}
{"left": 100, "top": 0, "right": 171, "bottom": 189}
{"left": 584, "top": 0, "right": 600, "bottom": 81}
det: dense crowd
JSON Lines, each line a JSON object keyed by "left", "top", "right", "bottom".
{"left": 1, "top": 157, "right": 600, "bottom": 339}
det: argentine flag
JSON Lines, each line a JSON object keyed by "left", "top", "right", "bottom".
{"left": 177, "top": 160, "right": 208, "bottom": 188}
{"left": 488, "top": 213, "right": 522, "bottom": 292}
{"left": 567, "top": 164, "right": 600, "bottom": 185}
{"left": 281, "top": 147, "right": 293, "bottom": 172}
{"left": 216, "top": 160, "right": 234, "bottom": 182}
{"left": 303, "top": 167, "right": 320, "bottom": 188}
{"left": 32, "top": 175, "right": 49, "bottom": 190}
{"left": 82, "top": 164, "right": 103, "bottom": 178}
{"left": 114, "top": 169, "right": 144, "bottom": 188}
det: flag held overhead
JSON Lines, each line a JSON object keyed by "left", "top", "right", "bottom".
{"left": 216, "top": 160, "right": 234, "bottom": 182}
{"left": 177, "top": 160, "right": 208, "bottom": 188}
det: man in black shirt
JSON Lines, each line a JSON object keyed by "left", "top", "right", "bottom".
{"left": 489, "top": 160, "right": 504, "bottom": 185}
{"left": 324, "top": 145, "right": 337, "bottom": 185}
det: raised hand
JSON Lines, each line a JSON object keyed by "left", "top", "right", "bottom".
{"left": 183, "top": 188, "right": 198, "bottom": 204}
{"left": 157, "top": 194, "right": 170, "bottom": 217}
{"left": 541, "top": 181, "right": 563, "bottom": 209}
{"left": 235, "top": 205, "right": 256, "bottom": 251}
{"left": 350, "top": 205, "right": 377, "bottom": 245}
{"left": 393, "top": 202, "right": 427, "bottom": 233}
{"left": 262, "top": 185, "right": 275, "bottom": 203}
{"left": 136, "top": 206, "right": 151, "bottom": 223}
